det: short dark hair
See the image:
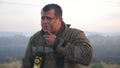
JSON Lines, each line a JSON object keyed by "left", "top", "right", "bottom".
{"left": 42, "top": 4, "right": 62, "bottom": 18}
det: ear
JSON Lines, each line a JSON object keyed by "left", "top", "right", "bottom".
{"left": 59, "top": 17, "right": 63, "bottom": 22}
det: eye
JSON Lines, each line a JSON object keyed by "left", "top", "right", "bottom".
{"left": 41, "top": 16, "right": 45, "bottom": 20}
{"left": 46, "top": 16, "right": 52, "bottom": 20}
{"left": 41, "top": 16, "right": 55, "bottom": 21}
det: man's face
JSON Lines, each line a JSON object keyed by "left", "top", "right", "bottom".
{"left": 41, "top": 9, "right": 59, "bottom": 33}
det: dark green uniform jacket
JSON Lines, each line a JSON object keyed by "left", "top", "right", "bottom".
{"left": 22, "top": 22, "right": 93, "bottom": 68}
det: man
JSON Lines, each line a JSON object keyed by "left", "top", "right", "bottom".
{"left": 22, "top": 3, "right": 93, "bottom": 68}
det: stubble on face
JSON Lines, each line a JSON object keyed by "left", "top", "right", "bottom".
{"left": 41, "top": 9, "right": 57, "bottom": 33}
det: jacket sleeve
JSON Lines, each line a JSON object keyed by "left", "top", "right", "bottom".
{"left": 54, "top": 31, "right": 93, "bottom": 66}
{"left": 21, "top": 37, "right": 34, "bottom": 68}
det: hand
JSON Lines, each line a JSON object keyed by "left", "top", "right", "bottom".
{"left": 44, "top": 31, "right": 56, "bottom": 46}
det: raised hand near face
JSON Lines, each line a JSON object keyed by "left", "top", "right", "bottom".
{"left": 44, "top": 31, "right": 56, "bottom": 46}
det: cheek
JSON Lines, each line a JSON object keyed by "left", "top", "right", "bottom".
{"left": 52, "top": 23, "right": 57, "bottom": 30}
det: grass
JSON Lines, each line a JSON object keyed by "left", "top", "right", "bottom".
{"left": 90, "top": 61, "right": 120, "bottom": 68}
{"left": 92, "top": 63, "right": 104, "bottom": 68}
{"left": 0, "top": 61, "right": 120, "bottom": 68}
{"left": 0, "top": 61, "right": 21, "bottom": 68}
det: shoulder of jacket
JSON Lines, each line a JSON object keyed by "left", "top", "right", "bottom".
{"left": 64, "top": 27, "right": 84, "bottom": 37}
{"left": 68, "top": 27, "right": 84, "bottom": 33}
{"left": 30, "top": 30, "right": 41, "bottom": 40}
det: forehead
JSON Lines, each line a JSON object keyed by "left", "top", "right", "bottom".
{"left": 41, "top": 9, "right": 55, "bottom": 17}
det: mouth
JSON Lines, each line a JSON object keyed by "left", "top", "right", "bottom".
{"left": 43, "top": 25, "right": 48, "bottom": 29}
{"left": 42, "top": 25, "right": 50, "bottom": 31}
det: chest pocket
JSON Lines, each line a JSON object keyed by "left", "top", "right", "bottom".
{"left": 32, "top": 35, "right": 55, "bottom": 57}
{"left": 32, "top": 35, "right": 45, "bottom": 57}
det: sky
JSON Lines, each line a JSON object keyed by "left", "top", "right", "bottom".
{"left": 0, "top": 0, "right": 120, "bottom": 33}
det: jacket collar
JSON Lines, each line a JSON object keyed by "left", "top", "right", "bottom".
{"left": 56, "top": 21, "right": 70, "bottom": 36}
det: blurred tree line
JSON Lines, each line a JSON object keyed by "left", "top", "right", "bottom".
{"left": 88, "top": 34, "right": 120, "bottom": 63}
{"left": 0, "top": 33, "right": 120, "bottom": 63}
{"left": 0, "top": 34, "right": 29, "bottom": 63}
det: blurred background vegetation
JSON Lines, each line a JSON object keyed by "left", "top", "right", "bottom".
{"left": 0, "top": 32, "right": 120, "bottom": 68}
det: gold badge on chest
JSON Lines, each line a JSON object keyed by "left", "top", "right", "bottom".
{"left": 33, "top": 56, "right": 43, "bottom": 68}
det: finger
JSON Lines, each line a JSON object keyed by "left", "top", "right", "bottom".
{"left": 45, "top": 30, "right": 51, "bottom": 35}
{"left": 47, "top": 31, "right": 51, "bottom": 35}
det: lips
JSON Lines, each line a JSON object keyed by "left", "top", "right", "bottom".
{"left": 42, "top": 25, "right": 51, "bottom": 32}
